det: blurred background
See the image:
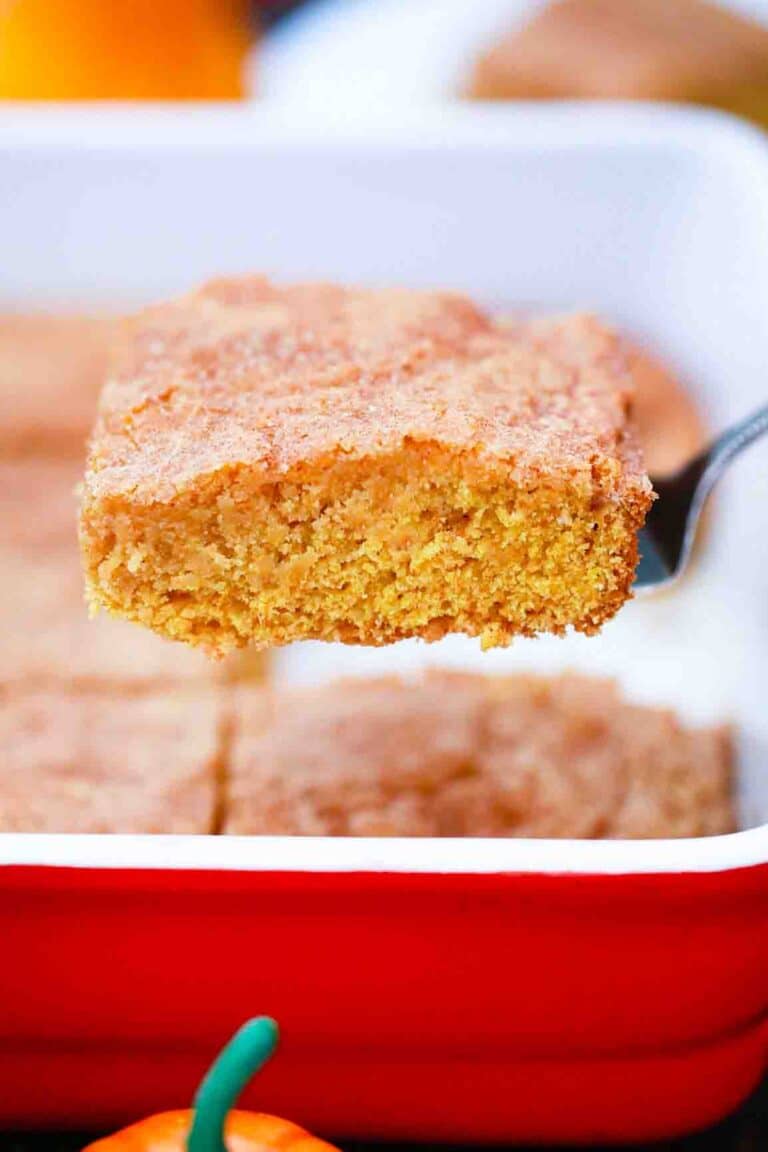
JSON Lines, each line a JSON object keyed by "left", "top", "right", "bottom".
{"left": 0, "top": 0, "right": 767, "bottom": 119}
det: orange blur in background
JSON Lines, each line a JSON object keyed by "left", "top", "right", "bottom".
{"left": 0, "top": 0, "right": 252, "bottom": 99}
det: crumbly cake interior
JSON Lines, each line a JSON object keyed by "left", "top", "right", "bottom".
{"left": 227, "top": 672, "right": 735, "bottom": 840}
{"left": 86, "top": 443, "right": 646, "bottom": 652}
{"left": 80, "top": 281, "right": 652, "bottom": 655}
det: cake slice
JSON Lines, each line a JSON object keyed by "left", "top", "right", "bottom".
{"left": 80, "top": 279, "right": 652, "bottom": 655}
{"left": 0, "top": 689, "right": 221, "bottom": 832}
{"left": 466, "top": 0, "right": 768, "bottom": 131}
{"left": 225, "top": 672, "right": 735, "bottom": 839}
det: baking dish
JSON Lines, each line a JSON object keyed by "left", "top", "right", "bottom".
{"left": 0, "top": 104, "right": 766, "bottom": 1141}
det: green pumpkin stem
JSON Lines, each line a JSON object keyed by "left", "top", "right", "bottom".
{"left": 187, "top": 1017, "right": 279, "bottom": 1152}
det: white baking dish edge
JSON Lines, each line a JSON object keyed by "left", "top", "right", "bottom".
{"left": 0, "top": 827, "right": 764, "bottom": 874}
{"left": 0, "top": 99, "right": 767, "bottom": 166}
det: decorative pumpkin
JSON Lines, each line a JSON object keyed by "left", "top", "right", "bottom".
{"left": 0, "top": 0, "right": 250, "bottom": 100}
{"left": 84, "top": 1017, "right": 337, "bottom": 1152}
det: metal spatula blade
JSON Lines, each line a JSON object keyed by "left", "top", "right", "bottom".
{"left": 634, "top": 403, "right": 768, "bottom": 589}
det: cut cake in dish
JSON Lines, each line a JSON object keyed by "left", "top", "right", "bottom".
{"left": 0, "top": 689, "right": 222, "bottom": 833}
{"left": 225, "top": 671, "right": 735, "bottom": 839}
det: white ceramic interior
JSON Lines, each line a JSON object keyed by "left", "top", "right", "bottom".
{"left": 0, "top": 103, "right": 765, "bottom": 873}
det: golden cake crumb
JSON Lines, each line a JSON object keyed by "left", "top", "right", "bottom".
{"left": 80, "top": 279, "right": 652, "bottom": 655}
{"left": 466, "top": 0, "right": 768, "bottom": 131}
{"left": 0, "top": 689, "right": 221, "bottom": 833}
{"left": 226, "top": 672, "right": 735, "bottom": 839}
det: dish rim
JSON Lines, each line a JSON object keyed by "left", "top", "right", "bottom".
{"left": 0, "top": 828, "right": 765, "bottom": 875}
{"left": 0, "top": 98, "right": 766, "bottom": 163}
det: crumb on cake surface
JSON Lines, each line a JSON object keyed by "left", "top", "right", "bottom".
{"left": 0, "top": 689, "right": 221, "bottom": 833}
{"left": 501, "top": 314, "right": 707, "bottom": 477}
{"left": 466, "top": 0, "right": 768, "bottom": 128}
{"left": 226, "top": 672, "right": 735, "bottom": 840}
{"left": 80, "top": 279, "right": 652, "bottom": 656}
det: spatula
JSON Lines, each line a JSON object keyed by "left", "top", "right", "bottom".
{"left": 635, "top": 403, "right": 768, "bottom": 587}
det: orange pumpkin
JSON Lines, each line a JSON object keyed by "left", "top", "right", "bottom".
{"left": 84, "top": 1018, "right": 338, "bottom": 1152}
{"left": 0, "top": 0, "right": 250, "bottom": 100}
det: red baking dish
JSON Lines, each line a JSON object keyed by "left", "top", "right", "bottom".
{"left": 0, "top": 104, "right": 767, "bottom": 1140}
{"left": 0, "top": 839, "right": 766, "bottom": 1141}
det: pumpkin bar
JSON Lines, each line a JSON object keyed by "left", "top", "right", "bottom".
{"left": 226, "top": 672, "right": 735, "bottom": 839}
{"left": 80, "top": 279, "right": 652, "bottom": 655}
{"left": 0, "top": 689, "right": 221, "bottom": 832}
{"left": 466, "top": 0, "right": 768, "bottom": 131}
